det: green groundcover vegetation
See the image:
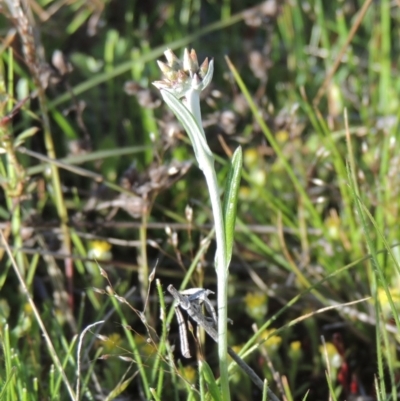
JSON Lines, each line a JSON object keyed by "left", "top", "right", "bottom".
{"left": 1, "top": 1, "right": 400, "bottom": 400}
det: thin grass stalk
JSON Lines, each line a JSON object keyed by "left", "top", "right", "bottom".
{"left": 49, "top": 365, "right": 55, "bottom": 398}
{"left": 379, "top": 309, "right": 397, "bottom": 400}
{"left": 199, "top": 364, "right": 206, "bottom": 401}
{"left": 53, "top": 335, "right": 78, "bottom": 397}
{"left": 1, "top": 325, "right": 17, "bottom": 401}
{"left": 80, "top": 347, "right": 102, "bottom": 399}
{"left": 153, "top": 280, "right": 167, "bottom": 393}
{"left": 346, "top": 163, "right": 391, "bottom": 398}
{"left": 18, "top": 146, "right": 149, "bottom": 200}
{"left": 6, "top": 0, "right": 74, "bottom": 311}
{"left": 165, "top": 342, "right": 180, "bottom": 401}
{"left": 107, "top": 291, "right": 151, "bottom": 399}
{"left": 76, "top": 321, "right": 104, "bottom": 400}
{"left": 324, "top": 370, "right": 338, "bottom": 401}
{"left": 375, "top": 0, "right": 392, "bottom": 269}
{"left": 25, "top": 145, "right": 150, "bottom": 176}
{"left": 374, "top": 306, "right": 387, "bottom": 400}
{"left": 375, "top": 145, "right": 392, "bottom": 271}
{"left": 3, "top": 49, "right": 25, "bottom": 273}
{"left": 378, "top": 0, "right": 391, "bottom": 113}
{"left": 374, "top": 376, "right": 383, "bottom": 401}
{"left": 346, "top": 112, "right": 400, "bottom": 331}
{"left": 225, "top": 56, "right": 322, "bottom": 229}
{"left": 312, "top": 0, "right": 374, "bottom": 107}
{"left": 0, "top": 230, "right": 76, "bottom": 400}
{"left": 281, "top": 376, "right": 294, "bottom": 401}
{"left": 36, "top": 94, "right": 73, "bottom": 290}
{"left": 315, "top": 0, "right": 330, "bottom": 61}
{"left": 149, "top": 388, "right": 162, "bottom": 401}
{"left": 314, "top": 109, "right": 360, "bottom": 259}
{"left": 139, "top": 213, "right": 149, "bottom": 316}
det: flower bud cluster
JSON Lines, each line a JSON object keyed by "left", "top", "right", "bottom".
{"left": 153, "top": 48, "right": 213, "bottom": 98}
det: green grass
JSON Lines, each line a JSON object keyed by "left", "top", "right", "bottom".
{"left": 1, "top": 0, "right": 400, "bottom": 400}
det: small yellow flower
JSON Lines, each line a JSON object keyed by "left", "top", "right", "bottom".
{"left": 319, "top": 342, "right": 341, "bottom": 369}
{"left": 87, "top": 240, "right": 112, "bottom": 260}
{"left": 23, "top": 302, "right": 33, "bottom": 315}
{"left": 251, "top": 169, "right": 267, "bottom": 186}
{"left": 134, "top": 334, "right": 156, "bottom": 357}
{"left": 276, "top": 130, "right": 289, "bottom": 144}
{"left": 227, "top": 344, "right": 244, "bottom": 364}
{"left": 258, "top": 329, "right": 281, "bottom": 352}
{"left": 102, "top": 333, "right": 123, "bottom": 353}
{"left": 244, "top": 292, "right": 268, "bottom": 321}
{"left": 243, "top": 148, "right": 267, "bottom": 186}
{"left": 290, "top": 340, "right": 301, "bottom": 351}
{"left": 376, "top": 286, "right": 400, "bottom": 320}
{"left": 180, "top": 365, "right": 197, "bottom": 384}
{"left": 238, "top": 186, "right": 251, "bottom": 200}
{"left": 243, "top": 148, "right": 259, "bottom": 169}
{"left": 231, "top": 344, "right": 243, "bottom": 354}
{"left": 324, "top": 211, "right": 341, "bottom": 241}
{"left": 289, "top": 341, "right": 302, "bottom": 360}
{"left": 54, "top": 308, "right": 67, "bottom": 326}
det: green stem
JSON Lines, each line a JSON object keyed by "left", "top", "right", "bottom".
{"left": 39, "top": 90, "right": 73, "bottom": 304}
{"left": 186, "top": 89, "right": 230, "bottom": 400}
{"left": 139, "top": 212, "right": 149, "bottom": 316}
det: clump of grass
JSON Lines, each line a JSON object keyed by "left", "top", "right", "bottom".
{"left": 2, "top": 1, "right": 400, "bottom": 400}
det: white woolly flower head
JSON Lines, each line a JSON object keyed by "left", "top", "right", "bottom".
{"left": 153, "top": 48, "right": 214, "bottom": 98}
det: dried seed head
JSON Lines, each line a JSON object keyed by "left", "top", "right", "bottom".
{"left": 171, "top": 231, "right": 178, "bottom": 247}
{"left": 52, "top": 50, "right": 73, "bottom": 76}
{"left": 149, "top": 267, "right": 156, "bottom": 282}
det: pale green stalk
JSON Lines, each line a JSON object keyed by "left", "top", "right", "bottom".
{"left": 185, "top": 87, "right": 230, "bottom": 400}
{"left": 154, "top": 49, "right": 232, "bottom": 399}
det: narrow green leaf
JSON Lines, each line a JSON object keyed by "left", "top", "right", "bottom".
{"left": 225, "top": 55, "right": 322, "bottom": 228}
{"left": 222, "top": 146, "right": 242, "bottom": 265}
{"left": 0, "top": 366, "right": 16, "bottom": 399}
{"left": 262, "top": 379, "right": 268, "bottom": 401}
{"left": 160, "top": 89, "right": 214, "bottom": 169}
{"left": 199, "top": 360, "right": 222, "bottom": 401}
{"left": 105, "top": 375, "right": 135, "bottom": 401}
{"left": 324, "top": 370, "right": 339, "bottom": 401}
{"left": 149, "top": 387, "right": 162, "bottom": 401}
{"left": 1, "top": 324, "right": 18, "bottom": 400}
{"left": 13, "top": 127, "right": 39, "bottom": 148}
